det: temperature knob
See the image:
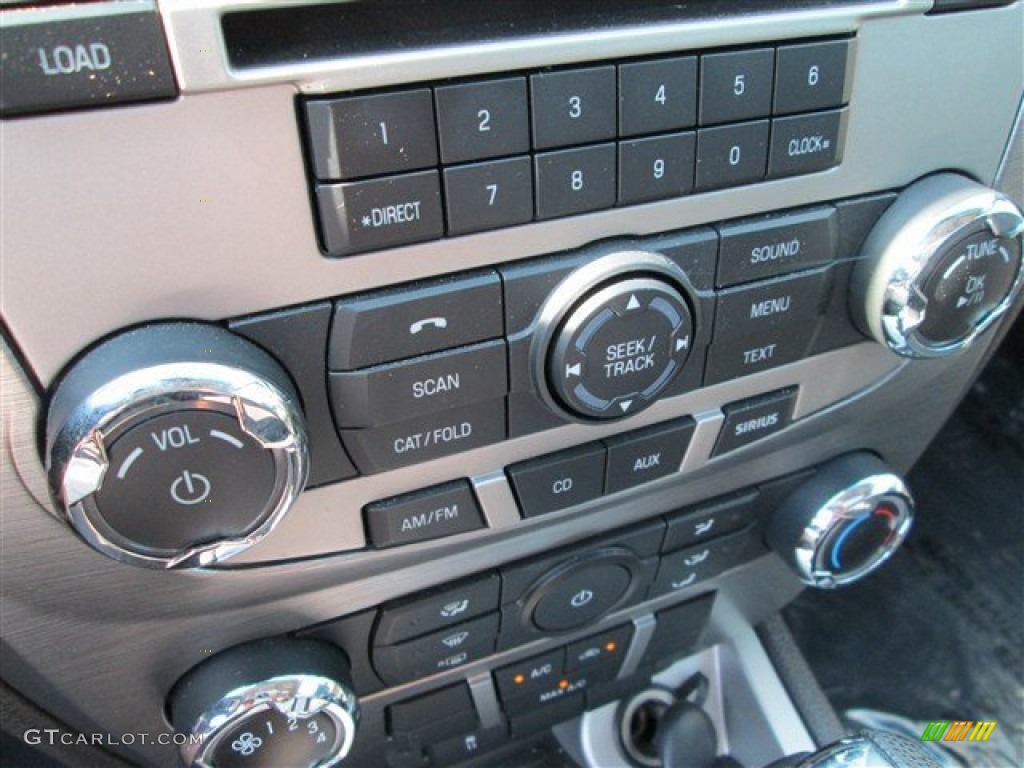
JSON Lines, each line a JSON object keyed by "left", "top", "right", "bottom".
{"left": 854, "top": 173, "right": 1024, "bottom": 358}
{"left": 45, "top": 323, "right": 308, "bottom": 569}
{"left": 169, "top": 638, "right": 359, "bottom": 768}
{"left": 766, "top": 454, "right": 914, "bottom": 588}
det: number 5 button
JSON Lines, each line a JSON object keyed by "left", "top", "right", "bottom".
{"left": 699, "top": 48, "right": 775, "bottom": 126}
{"left": 435, "top": 78, "right": 530, "bottom": 165}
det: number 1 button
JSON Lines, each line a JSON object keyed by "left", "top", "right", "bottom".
{"left": 435, "top": 78, "right": 530, "bottom": 164}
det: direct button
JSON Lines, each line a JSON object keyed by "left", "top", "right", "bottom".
{"left": 329, "top": 271, "right": 503, "bottom": 370}
{"left": 329, "top": 340, "right": 508, "bottom": 428}
{"left": 717, "top": 206, "right": 838, "bottom": 287}
{"left": 315, "top": 171, "right": 444, "bottom": 257}
{"left": 364, "top": 480, "right": 484, "bottom": 548}
{"left": 0, "top": 4, "right": 177, "bottom": 117}
{"left": 603, "top": 417, "right": 696, "bottom": 493}
{"left": 531, "top": 561, "right": 632, "bottom": 632}
{"left": 506, "top": 443, "right": 606, "bottom": 518}
{"left": 712, "top": 388, "right": 798, "bottom": 457}
{"left": 94, "top": 411, "right": 275, "bottom": 554}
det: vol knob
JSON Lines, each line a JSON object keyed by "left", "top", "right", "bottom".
{"left": 853, "top": 173, "right": 1024, "bottom": 358}
{"left": 766, "top": 454, "right": 914, "bottom": 588}
{"left": 169, "top": 639, "right": 359, "bottom": 768}
{"left": 45, "top": 323, "right": 308, "bottom": 569}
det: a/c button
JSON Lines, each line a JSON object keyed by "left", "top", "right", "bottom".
{"left": 316, "top": 171, "right": 444, "bottom": 257}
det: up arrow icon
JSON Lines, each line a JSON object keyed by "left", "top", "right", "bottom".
{"left": 626, "top": 294, "right": 640, "bottom": 311}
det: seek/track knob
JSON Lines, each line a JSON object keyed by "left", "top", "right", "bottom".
{"left": 541, "top": 252, "right": 695, "bottom": 421}
{"left": 45, "top": 323, "right": 308, "bottom": 569}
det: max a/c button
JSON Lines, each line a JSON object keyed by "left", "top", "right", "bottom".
{"left": 713, "top": 388, "right": 798, "bottom": 457}
{"left": 316, "top": 171, "right": 444, "bottom": 256}
{"left": 364, "top": 480, "right": 484, "bottom": 548}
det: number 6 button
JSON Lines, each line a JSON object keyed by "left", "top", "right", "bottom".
{"left": 434, "top": 78, "right": 531, "bottom": 164}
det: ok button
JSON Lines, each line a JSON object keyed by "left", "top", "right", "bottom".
{"left": 531, "top": 561, "right": 632, "bottom": 632}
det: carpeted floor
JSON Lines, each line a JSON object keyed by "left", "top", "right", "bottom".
{"left": 784, "top": 326, "right": 1024, "bottom": 767}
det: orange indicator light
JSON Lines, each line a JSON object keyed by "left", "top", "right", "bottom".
{"left": 605, "top": 641, "right": 617, "bottom": 652}
{"left": 513, "top": 673, "right": 525, "bottom": 685}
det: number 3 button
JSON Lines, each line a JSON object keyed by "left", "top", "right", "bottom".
{"left": 530, "top": 67, "right": 617, "bottom": 150}
{"left": 444, "top": 157, "right": 534, "bottom": 235}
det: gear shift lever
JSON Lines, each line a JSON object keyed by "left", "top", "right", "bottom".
{"left": 764, "top": 729, "right": 943, "bottom": 768}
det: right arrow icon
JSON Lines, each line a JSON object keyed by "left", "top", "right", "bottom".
{"left": 676, "top": 336, "right": 690, "bottom": 351}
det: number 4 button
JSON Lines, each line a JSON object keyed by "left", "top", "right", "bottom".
{"left": 618, "top": 56, "right": 698, "bottom": 137}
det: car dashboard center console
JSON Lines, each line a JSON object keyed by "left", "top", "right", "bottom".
{"left": 1, "top": 1, "right": 1022, "bottom": 767}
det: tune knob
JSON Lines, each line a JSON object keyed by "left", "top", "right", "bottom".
{"left": 45, "top": 323, "right": 308, "bottom": 569}
{"left": 169, "top": 639, "right": 359, "bottom": 768}
{"left": 766, "top": 454, "right": 914, "bottom": 588}
{"left": 854, "top": 173, "right": 1024, "bottom": 358}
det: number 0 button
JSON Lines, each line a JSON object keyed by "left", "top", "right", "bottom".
{"left": 530, "top": 67, "right": 617, "bottom": 150}
{"left": 435, "top": 78, "right": 530, "bottom": 164}
{"left": 444, "top": 157, "right": 534, "bottom": 235}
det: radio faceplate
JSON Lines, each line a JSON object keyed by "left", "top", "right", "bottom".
{"left": 1, "top": 2, "right": 1022, "bottom": 767}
